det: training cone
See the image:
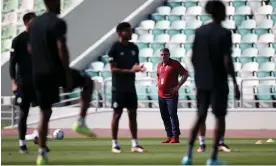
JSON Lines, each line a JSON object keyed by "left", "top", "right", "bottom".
{"left": 266, "top": 138, "right": 275, "bottom": 143}
{"left": 255, "top": 140, "right": 263, "bottom": 144}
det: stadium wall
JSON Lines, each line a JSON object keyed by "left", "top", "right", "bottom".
{"left": 24, "top": 108, "right": 276, "bottom": 130}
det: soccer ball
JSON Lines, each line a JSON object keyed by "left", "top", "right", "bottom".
{"left": 53, "top": 129, "right": 64, "bottom": 140}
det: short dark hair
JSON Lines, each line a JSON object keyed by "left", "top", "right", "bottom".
{"left": 205, "top": 0, "right": 226, "bottom": 22}
{"left": 23, "top": 12, "right": 36, "bottom": 25}
{"left": 160, "top": 48, "right": 170, "bottom": 54}
{"left": 116, "top": 22, "right": 131, "bottom": 33}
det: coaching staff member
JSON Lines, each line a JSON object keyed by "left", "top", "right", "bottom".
{"left": 29, "top": 0, "right": 94, "bottom": 164}
{"left": 157, "top": 48, "right": 188, "bottom": 144}
{"left": 108, "top": 22, "right": 147, "bottom": 153}
{"left": 9, "top": 12, "right": 38, "bottom": 154}
{"left": 181, "top": 0, "right": 240, "bottom": 165}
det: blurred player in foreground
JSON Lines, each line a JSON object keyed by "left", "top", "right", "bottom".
{"left": 108, "top": 22, "right": 146, "bottom": 153}
{"left": 157, "top": 48, "right": 188, "bottom": 144}
{"left": 181, "top": 0, "right": 240, "bottom": 165}
{"left": 29, "top": 0, "right": 94, "bottom": 164}
{"left": 9, "top": 12, "right": 41, "bottom": 154}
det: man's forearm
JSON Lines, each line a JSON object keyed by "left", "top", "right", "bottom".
{"left": 177, "top": 73, "right": 188, "bottom": 87}
{"left": 9, "top": 54, "right": 17, "bottom": 80}
{"left": 57, "top": 41, "right": 70, "bottom": 73}
{"left": 224, "top": 55, "right": 237, "bottom": 85}
{"left": 111, "top": 67, "right": 133, "bottom": 73}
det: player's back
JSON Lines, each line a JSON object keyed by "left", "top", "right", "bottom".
{"left": 29, "top": 12, "right": 64, "bottom": 76}
{"left": 192, "top": 22, "right": 231, "bottom": 90}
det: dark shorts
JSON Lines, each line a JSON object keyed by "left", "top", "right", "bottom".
{"left": 112, "top": 91, "right": 138, "bottom": 110}
{"left": 34, "top": 69, "right": 88, "bottom": 110}
{"left": 15, "top": 82, "right": 38, "bottom": 109}
{"left": 196, "top": 87, "right": 229, "bottom": 117}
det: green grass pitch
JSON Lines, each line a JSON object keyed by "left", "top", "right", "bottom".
{"left": 2, "top": 137, "right": 276, "bottom": 165}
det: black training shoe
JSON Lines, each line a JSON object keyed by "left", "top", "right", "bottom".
{"left": 19, "top": 145, "right": 28, "bottom": 154}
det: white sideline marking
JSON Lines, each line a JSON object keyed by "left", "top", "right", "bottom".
{"left": 69, "top": 0, "right": 155, "bottom": 67}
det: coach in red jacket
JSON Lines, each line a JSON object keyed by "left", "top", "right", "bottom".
{"left": 157, "top": 48, "right": 189, "bottom": 143}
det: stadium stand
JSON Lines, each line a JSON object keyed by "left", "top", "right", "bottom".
{"left": 1, "top": 0, "right": 81, "bottom": 126}
{"left": 1, "top": 0, "right": 78, "bottom": 56}
{"left": 80, "top": 0, "right": 276, "bottom": 109}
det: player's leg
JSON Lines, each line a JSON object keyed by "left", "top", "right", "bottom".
{"left": 127, "top": 92, "right": 145, "bottom": 152}
{"left": 206, "top": 88, "right": 228, "bottom": 165}
{"left": 182, "top": 90, "right": 210, "bottom": 165}
{"left": 17, "top": 90, "right": 31, "bottom": 153}
{"left": 166, "top": 96, "right": 180, "bottom": 143}
{"left": 34, "top": 74, "right": 58, "bottom": 165}
{"left": 71, "top": 70, "right": 95, "bottom": 136}
{"left": 111, "top": 92, "right": 124, "bottom": 153}
{"left": 158, "top": 96, "right": 173, "bottom": 143}
{"left": 197, "top": 120, "right": 207, "bottom": 152}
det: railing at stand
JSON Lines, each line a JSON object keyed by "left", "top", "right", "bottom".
{"left": 240, "top": 77, "right": 276, "bottom": 108}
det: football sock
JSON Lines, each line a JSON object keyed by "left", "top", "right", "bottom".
{"left": 219, "top": 136, "right": 224, "bottom": 144}
{"left": 131, "top": 139, "right": 138, "bottom": 147}
{"left": 112, "top": 140, "right": 119, "bottom": 148}
{"left": 198, "top": 136, "right": 205, "bottom": 145}
{"left": 19, "top": 140, "right": 26, "bottom": 146}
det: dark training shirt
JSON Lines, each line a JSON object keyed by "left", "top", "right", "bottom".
{"left": 192, "top": 22, "right": 233, "bottom": 90}
{"left": 29, "top": 12, "right": 66, "bottom": 76}
{"left": 108, "top": 41, "right": 139, "bottom": 93}
{"left": 9, "top": 31, "right": 32, "bottom": 84}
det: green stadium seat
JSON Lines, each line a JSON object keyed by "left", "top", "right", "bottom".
{"left": 167, "top": 29, "right": 183, "bottom": 37}
{"left": 239, "top": 19, "right": 257, "bottom": 29}
{"left": 68, "top": 88, "right": 81, "bottom": 99}
{"left": 256, "top": 62, "right": 276, "bottom": 77}
{"left": 232, "top": 1, "right": 247, "bottom": 9}
{"left": 150, "top": 43, "right": 166, "bottom": 51}
{"left": 34, "top": 0, "right": 45, "bottom": 13}
{"left": 254, "top": 28, "right": 269, "bottom": 37}
{"left": 148, "top": 84, "right": 158, "bottom": 100}
{"left": 222, "top": 19, "right": 236, "bottom": 29}
{"left": 1, "top": 0, "right": 18, "bottom": 13}
{"left": 155, "top": 20, "right": 170, "bottom": 29}
{"left": 155, "top": 34, "right": 170, "bottom": 43}
{"left": 256, "top": 19, "right": 273, "bottom": 29}
{"left": 256, "top": 47, "right": 274, "bottom": 63}
{"left": 171, "top": 6, "right": 186, "bottom": 15}
{"left": 233, "top": 15, "right": 247, "bottom": 26}
{"left": 186, "top": 20, "right": 202, "bottom": 29}
{"left": 2, "top": 25, "right": 16, "bottom": 39}
{"left": 239, "top": 43, "right": 254, "bottom": 51}
{"left": 101, "top": 55, "right": 109, "bottom": 65}
{"left": 258, "top": 33, "right": 274, "bottom": 43}
{"left": 90, "top": 61, "right": 104, "bottom": 71}
{"left": 239, "top": 48, "right": 258, "bottom": 64}
{"left": 235, "top": 6, "right": 251, "bottom": 15}
{"left": 242, "top": 34, "right": 258, "bottom": 43}
{"left": 135, "top": 85, "right": 149, "bottom": 100}
{"left": 170, "top": 20, "right": 186, "bottom": 29}
{"left": 1, "top": 39, "right": 12, "bottom": 52}
{"left": 156, "top": 6, "right": 171, "bottom": 15}
{"left": 256, "top": 80, "right": 275, "bottom": 100}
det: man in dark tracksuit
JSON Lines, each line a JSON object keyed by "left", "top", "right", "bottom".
{"left": 9, "top": 12, "right": 40, "bottom": 153}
